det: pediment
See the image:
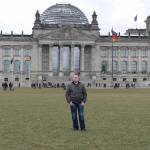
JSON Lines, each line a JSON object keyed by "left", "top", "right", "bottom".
{"left": 38, "top": 26, "right": 97, "bottom": 41}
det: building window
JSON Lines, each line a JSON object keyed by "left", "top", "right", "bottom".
{"left": 113, "top": 48, "right": 118, "bottom": 57}
{"left": 24, "top": 49, "right": 30, "bottom": 57}
{"left": 130, "top": 49, "right": 137, "bottom": 57}
{"left": 14, "top": 60, "right": 21, "bottom": 74}
{"left": 4, "top": 78, "right": 8, "bottom": 81}
{"left": 3, "top": 60, "right": 11, "bottom": 73}
{"left": 15, "top": 77, "right": 19, "bottom": 81}
{"left": 131, "top": 61, "right": 137, "bottom": 74}
{"left": 101, "top": 48, "right": 108, "bottom": 57}
{"left": 3, "top": 48, "right": 11, "bottom": 57}
{"left": 101, "top": 61, "right": 108, "bottom": 73}
{"left": 113, "top": 61, "right": 118, "bottom": 73}
{"left": 121, "top": 61, "right": 128, "bottom": 74}
{"left": 141, "top": 48, "right": 148, "bottom": 57}
{"left": 133, "top": 78, "right": 137, "bottom": 82}
{"left": 141, "top": 61, "right": 147, "bottom": 74}
{"left": 123, "top": 78, "right": 126, "bottom": 81}
{"left": 24, "top": 60, "right": 30, "bottom": 78}
{"left": 113, "top": 78, "right": 117, "bottom": 81}
{"left": 121, "top": 48, "right": 128, "bottom": 57}
{"left": 14, "top": 49, "right": 20, "bottom": 56}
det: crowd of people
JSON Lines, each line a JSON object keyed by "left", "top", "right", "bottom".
{"left": 1, "top": 82, "right": 14, "bottom": 91}
{"left": 31, "top": 82, "right": 66, "bottom": 90}
{"left": 88, "top": 82, "right": 136, "bottom": 88}
{"left": 1, "top": 81, "right": 136, "bottom": 90}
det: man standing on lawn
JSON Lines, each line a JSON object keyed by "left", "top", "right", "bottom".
{"left": 65, "top": 73, "right": 87, "bottom": 131}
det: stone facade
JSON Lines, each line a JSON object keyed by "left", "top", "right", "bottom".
{"left": 0, "top": 3, "right": 150, "bottom": 87}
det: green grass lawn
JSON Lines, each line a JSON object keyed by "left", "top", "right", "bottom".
{"left": 0, "top": 88, "right": 150, "bottom": 150}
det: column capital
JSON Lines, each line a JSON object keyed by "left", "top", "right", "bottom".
{"left": 59, "top": 44, "right": 63, "bottom": 48}
{"left": 81, "top": 45, "right": 85, "bottom": 50}
{"left": 49, "top": 44, "right": 53, "bottom": 47}
{"left": 38, "top": 44, "right": 43, "bottom": 48}
{"left": 71, "top": 45, "right": 75, "bottom": 49}
{"left": 59, "top": 45, "right": 64, "bottom": 76}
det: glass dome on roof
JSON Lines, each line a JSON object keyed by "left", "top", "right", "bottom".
{"left": 40, "top": 3, "right": 89, "bottom": 25}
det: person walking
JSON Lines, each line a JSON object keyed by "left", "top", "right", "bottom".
{"left": 65, "top": 73, "right": 87, "bottom": 131}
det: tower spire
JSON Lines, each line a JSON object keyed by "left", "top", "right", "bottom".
{"left": 33, "top": 10, "right": 41, "bottom": 29}
{"left": 91, "top": 11, "right": 98, "bottom": 25}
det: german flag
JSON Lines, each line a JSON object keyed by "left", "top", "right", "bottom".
{"left": 111, "top": 29, "right": 119, "bottom": 42}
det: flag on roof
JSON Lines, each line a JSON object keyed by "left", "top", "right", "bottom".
{"left": 111, "top": 28, "right": 119, "bottom": 42}
{"left": 134, "top": 15, "right": 137, "bottom": 22}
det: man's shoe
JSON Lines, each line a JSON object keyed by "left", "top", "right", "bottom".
{"left": 81, "top": 128, "right": 86, "bottom": 131}
{"left": 73, "top": 128, "right": 79, "bottom": 131}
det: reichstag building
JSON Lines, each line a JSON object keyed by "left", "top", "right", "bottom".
{"left": 0, "top": 3, "right": 150, "bottom": 87}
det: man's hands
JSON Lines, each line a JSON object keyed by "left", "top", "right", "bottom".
{"left": 70, "top": 101, "right": 74, "bottom": 106}
{"left": 70, "top": 101, "right": 85, "bottom": 106}
{"left": 81, "top": 101, "right": 85, "bottom": 106}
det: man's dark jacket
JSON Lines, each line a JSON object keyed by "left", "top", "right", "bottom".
{"left": 65, "top": 81, "right": 87, "bottom": 104}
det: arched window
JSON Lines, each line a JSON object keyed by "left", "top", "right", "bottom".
{"left": 52, "top": 46, "right": 59, "bottom": 75}
{"left": 141, "top": 61, "right": 147, "bottom": 74}
{"left": 3, "top": 60, "right": 11, "bottom": 73}
{"left": 14, "top": 60, "right": 20, "bottom": 74}
{"left": 24, "top": 61, "right": 30, "bottom": 78}
{"left": 63, "top": 46, "right": 70, "bottom": 75}
{"left": 101, "top": 61, "right": 108, "bottom": 73}
{"left": 131, "top": 61, "right": 137, "bottom": 74}
{"left": 121, "top": 61, "right": 128, "bottom": 73}
{"left": 113, "top": 61, "right": 118, "bottom": 73}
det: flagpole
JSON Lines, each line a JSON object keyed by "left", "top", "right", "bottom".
{"left": 134, "top": 15, "right": 138, "bottom": 29}
{"left": 11, "top": 56, "right": 14, "bottom": 84}
{"left": 111, "top": 28, "right": 119, "bottom": 87}
{"left": 111, "top": 39, "right": 114, "bottom": 87}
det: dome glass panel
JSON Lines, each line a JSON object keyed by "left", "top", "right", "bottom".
{"left": 40, "top": 3, "right": 89, "bottom": 25}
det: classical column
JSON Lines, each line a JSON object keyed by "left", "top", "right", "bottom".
{"left": 0, "top": 47, "right": 2, "bottom": 72}
{"left": 148, "top": 48, "right": 150, "bottom": 78}
{"left": 138, "top": 48, "right": 141, "bottom": 77}
{"left": 10, "top": 47, "right": 14, "bottom": 82}
{"left": 59, "top": 45, "right": 64, "bottom": 77}
{"left": 49, "top": 44, "right": 53, "bottom": 77}
{"left": 70, "top": 45, "right": 74, "bottom": 76}
{"left": 118, "top": 47, "right": 121, "bottom": 73}
{"left": 91, "top": 45, "right": 97, "bottom": 72}
{"left": 20, "top": 48, "right": 24, "bottom": 86}
{"left": 38, "top": 45, "right": 42, "bottom": 72}
{"left": 80, "top": 44, "right": 85, "bottom": 72}
{"left": 128, "top": 49, "right": 131, "bottom": 81}
{"left": 108, "top": 47, "right": 111, "bottom": 72}
{"left": 94, "top": 44, "right": 100, "bottom": 74}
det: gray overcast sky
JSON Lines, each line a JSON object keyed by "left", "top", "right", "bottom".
{"left": 0, "top": 0, "right": 149, "bottom": 35}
